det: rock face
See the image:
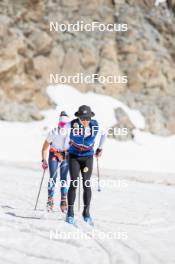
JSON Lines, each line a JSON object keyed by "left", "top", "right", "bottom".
{"left": 109, "top": 108, "right": 135, "bottom": 141}
{"left": 0, "top": 0, "right": 175, "bottom": 136}
{"left": 115, "top": 0, "right": 175, "bottom": 135}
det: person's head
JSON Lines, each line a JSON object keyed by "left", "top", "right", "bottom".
{"left": 79, "top": 116, "right": 91, "bottom": 127}
{"left": 75, "top": 105, "right": 95, "bottom": 127}
{"left": 58, "top": 111, "right": 69, "bottom": 128}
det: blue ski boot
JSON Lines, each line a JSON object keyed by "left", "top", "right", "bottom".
{"left": 66, "top": 214, "right": 74, "bottom": 224}
{"left": 82, "top": 206, "right": 94, "bottom": 225}
{"left": 83, "top": 216, "right": 94, "bottom": 226}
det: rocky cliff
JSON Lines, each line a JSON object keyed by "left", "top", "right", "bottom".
{"left": 0, "top": 0, "right": 174, "bottom": 135}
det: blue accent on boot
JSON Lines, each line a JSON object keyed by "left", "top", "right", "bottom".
{"left": 66, "top": 215, "right": 74, "bottom": 224}
{"left": 83, "top": 216, "right": 93, "bottom": 225}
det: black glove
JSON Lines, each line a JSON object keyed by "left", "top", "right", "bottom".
{"left": 60, "top": 151, "right": 66, "bottom": 160}
{"left": 95, "top": 148, "right": 102, "bottom": 157}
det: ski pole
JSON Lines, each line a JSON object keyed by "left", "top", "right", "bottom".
{"left": 78, "top": 174, "right": 81, "bottom": 212}
{"left": 34, "top": 169, "right": 46, "bottom": 211}
{"left": 96, "top": 158, "right": 101, "bottom": 192}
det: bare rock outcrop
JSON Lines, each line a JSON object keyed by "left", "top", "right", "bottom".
{"left": 0, "top": 0, "right": 174, "bottom": 137}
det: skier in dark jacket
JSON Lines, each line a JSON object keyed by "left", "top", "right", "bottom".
{"left": 64, "top": 105, "right": 106, "bottom": 225}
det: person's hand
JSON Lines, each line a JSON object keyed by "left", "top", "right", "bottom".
{"left": 60, "top": 151, "right": 66, "bottom": 161}
{"left": 54, "top": 151, "right": 65, "bottom": 162}
{"left": 42, "top": 160, "right": 48, "bottom": 170}
{"left": 95, "top": 148, "right": 102, "bottom": 158}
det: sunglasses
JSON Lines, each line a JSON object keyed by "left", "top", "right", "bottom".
{"left": 79, "top": 117, "right": 91, "bottom": 121}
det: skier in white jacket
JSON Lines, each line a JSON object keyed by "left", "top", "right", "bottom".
{"left": 41, "top": 111, "right": 69, "bottom": 212}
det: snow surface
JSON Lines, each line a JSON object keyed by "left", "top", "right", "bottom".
{"left": 0, "top": 84, "right": 175, "bottom": 173}
{"left": 155, "top": 0, "right": 166, "bottom": 6}
{"left": 0, "top": 163, "right": 175, "bottom": 264}
{"left": 46, "top": 85, "right": 145, "bottom": 130}
{"left": 1, "top": 85, "right": 175, "bottom": 263}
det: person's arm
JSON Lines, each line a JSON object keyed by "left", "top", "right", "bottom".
{"left": 63, "top": 122, "right": 71, "bottom": 152}
{"left": 98, "top": 132, "right": 107, "bottom": 149}
{"left": 42, "top": 128, "right": 55, "bottom": 160}
{"left": 95, "top": 128, "right": 107, "bottom": 158}
{"left": 42, "top": 140, "right": 50, "bottom": 161}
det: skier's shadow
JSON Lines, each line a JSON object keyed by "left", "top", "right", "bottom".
{"left": 2, "top": 205, "right": 64, "bottom": 221}
{"left": 1, "top": 205, "right": 15, "bottom": 210}
{"left": 5, "top": 211, "right": 64, "bottom": 221}
{"left": 5, "top": 212, "right": 42, "bottom": 220}
{"left": 1, "top": 204, "right": 41, "bottom": 220}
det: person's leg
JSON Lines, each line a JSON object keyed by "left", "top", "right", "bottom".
{"left": 60, "top": 159, "right": 68, "bottom": 198}
{"left": 67, "top": 155, "right": 80, "bottom": 217}
{"left": 60, "top": 159, "right": 69, "bottom": 211}
{"left": 48, "top": 153, "right": 59, "bottom": 201}
{"left": 80, "top": 156, "right": 93, "bottom": 217}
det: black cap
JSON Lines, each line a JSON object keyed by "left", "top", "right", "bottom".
{"left": 60, "top": 111, "right": 68, "bottom": 117}
{"left": 75, "top": 105, "right": 95, "bottom": 119}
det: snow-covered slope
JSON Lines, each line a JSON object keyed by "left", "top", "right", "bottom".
{"left": 46, "top": 85, "right": 145, "bottom": 130}
{"left": 1, "top": 163, "right": 175, "bottom": 264}
{"left": 1, "top": 85, "right": 175, "bottom": 264}
{"left": 0, "top": 85, "right": 175, "bottom": 173}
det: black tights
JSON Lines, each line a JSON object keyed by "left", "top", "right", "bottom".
{"left": 67, "top": 154, "right": 93, "bottom": 217}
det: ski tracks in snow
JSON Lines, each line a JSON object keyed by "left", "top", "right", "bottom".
{"left": 1, "top": 163, "right": 175, "bottom": 263}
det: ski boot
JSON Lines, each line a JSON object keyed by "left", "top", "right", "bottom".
{"left": 82, "top": 207, "right": 94, "bottom": 226}
{"left": 65, "top": 214, "right": 74, "bottom": 224}
{"left": 83, "top": 215, "right": 94, "bottom": 226}
{"left": 65, "top": 207, "right": 74, "bottom": 224}
{"left": 46, "top": 197, "right": 54, "bottom": 212}
{"left": 60, "top": 196, "right": 67, "bottom": 213}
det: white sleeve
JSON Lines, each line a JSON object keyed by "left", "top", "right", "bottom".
{"left": 98, "top": 130, "right": 107, "bottom": 149}
{"left": 46, "top": 128, "right": 56, "bottom": 144}
{"left": 63, "top": 122, "right": 71, "bottom": 150}
{"left": 94, "top": 124, "right": 107, "bottom": 150}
